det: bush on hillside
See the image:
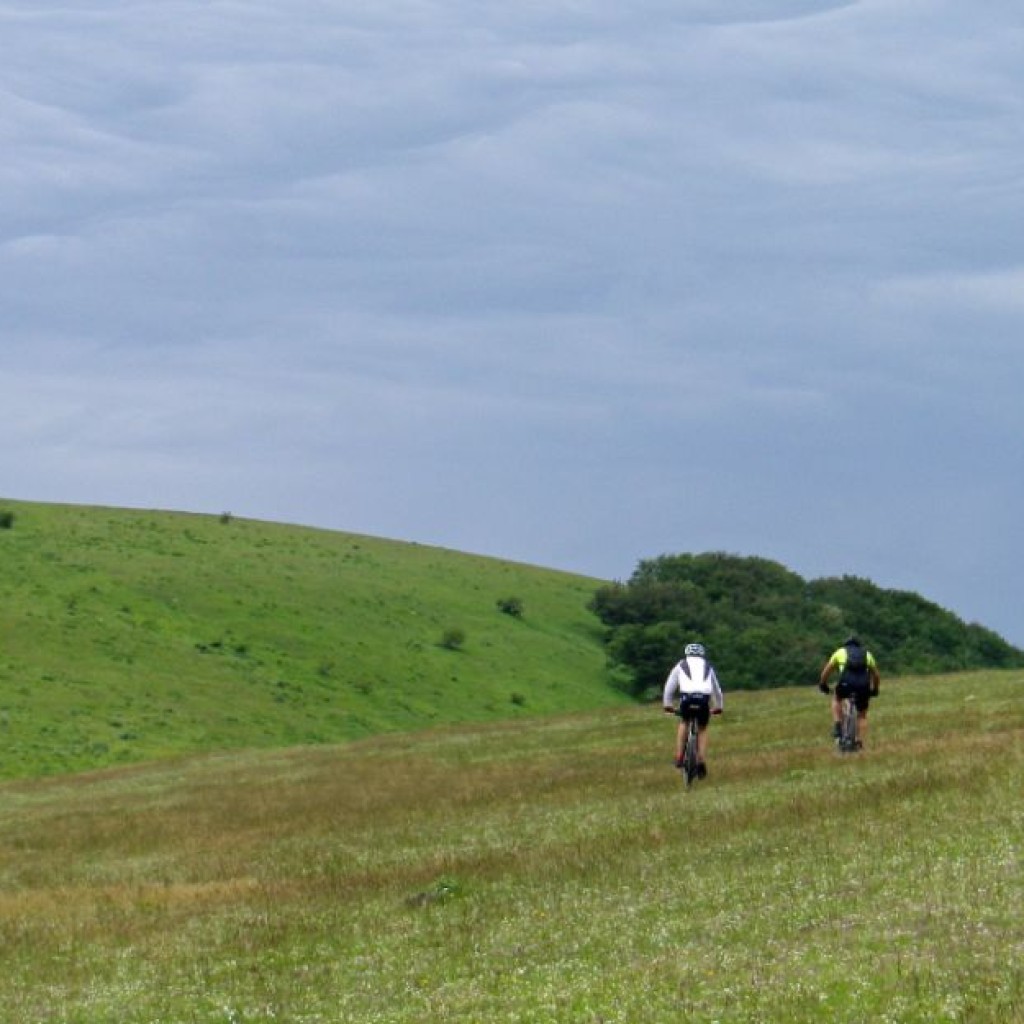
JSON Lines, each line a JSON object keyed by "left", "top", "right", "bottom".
{"left": 496, "top": 596, "right": 524, "bottom": 618}
{"left": 440, "top": 627, "right": 466, "bottom": 651}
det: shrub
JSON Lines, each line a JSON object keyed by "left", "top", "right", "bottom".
{"left": 0, "top": 511, "right": 15, "bottom": 529}
{"left": 496, "top": 596, "right": 524, "bottom": 618}
{"left": 440, "top": 627, "right": 466, "bottom": 651}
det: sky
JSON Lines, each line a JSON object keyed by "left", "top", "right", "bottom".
{"left": 2, "top": 0, "right": 1023, "bottom": 647}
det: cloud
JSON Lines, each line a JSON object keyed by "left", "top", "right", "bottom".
{"left": 880, "top": 266, "right": 1024, "bottom": 316}
{"left": 1, "top": 0, "right": 1023, "bottom": 644}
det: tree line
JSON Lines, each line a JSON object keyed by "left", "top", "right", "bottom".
{"left": 589, "top": 552, "right": 1024, "bottom": 698}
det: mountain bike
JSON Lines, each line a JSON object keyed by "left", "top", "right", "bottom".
{"left": 675, "top": 694, "right": 711, "bottom": 786}
{"left": 680, "top": 714, "right": 701, "bottom": 786}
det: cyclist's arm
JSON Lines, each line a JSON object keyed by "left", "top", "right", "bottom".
{"left": 662, "top": 667, "right": 680, "bottom": 710}
{"left": 868, "top": 657, "right": 881, "bottom": 691}
{"left": 818, "top": 657, "right": 837, "bottom": 687}
{"left": 709, "top": 670, "right": 724, "bottom": 712}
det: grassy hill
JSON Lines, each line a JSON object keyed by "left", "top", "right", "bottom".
{"left": 0, "top": 499, "right": 624, "bottom": 779}
{"left": 0, "top": 670, "right": 1020, "bottom": 1022}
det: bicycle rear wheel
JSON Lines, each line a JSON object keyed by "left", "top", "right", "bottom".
{"left": 682, "top": 720, "right": 700, "bottom": 785}
{"left": 839, "top": 698, "right": 859, "bottom": 753}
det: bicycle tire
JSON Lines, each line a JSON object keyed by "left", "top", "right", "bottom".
{"left": 839, "top": 697, "right": 859, "bottom": 753}
{"left": 682, "top": 719, "right": 700, "bottom": 786}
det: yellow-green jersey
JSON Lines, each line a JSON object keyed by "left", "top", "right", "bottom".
{"left": 826, "top": 646, "right": 878, "bottom": 673}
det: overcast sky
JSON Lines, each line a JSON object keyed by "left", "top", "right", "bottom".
{"left": 2, "top": 0, "right": 1022, "bottom": 647}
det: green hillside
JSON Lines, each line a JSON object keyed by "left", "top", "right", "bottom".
{"left": 0, "top": 671, "right": 1021, "bottom": 1021}
{"left": 0, "top": 499, "right": 623, "bottom": 779}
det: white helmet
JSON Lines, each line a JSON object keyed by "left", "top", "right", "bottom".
{"left": 684, "top": 642, "right": 706, "bottom": 658}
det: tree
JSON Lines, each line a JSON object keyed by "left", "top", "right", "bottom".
{"left": 591, "top": 552, "right": 1024, "bottom": 697}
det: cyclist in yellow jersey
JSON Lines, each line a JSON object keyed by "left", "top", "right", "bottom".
{"left": 819, "top": 636, "right": 881, "bottom": 746}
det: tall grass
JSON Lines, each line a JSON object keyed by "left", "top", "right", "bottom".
{"left": 0, "top": 671, "right": 1020, "bottom": 1022}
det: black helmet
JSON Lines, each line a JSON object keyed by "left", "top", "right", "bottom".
{"left": 844, "top": 635, "right": 862, "bottom": 647}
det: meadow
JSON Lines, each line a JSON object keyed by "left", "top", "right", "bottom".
{"left": 0, "top": 669, "right": 1020, "bottom": 1023}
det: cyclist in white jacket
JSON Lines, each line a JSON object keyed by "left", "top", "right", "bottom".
{"left": 662, "top": 642, "right": 724, "bottom": 778}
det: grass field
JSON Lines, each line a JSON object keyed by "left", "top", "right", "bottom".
{"left": 0, "top": 670, "right": 1020, "bottom": 1023}
{"left": 0, "top": 499, "right": 623, "bottom": 779}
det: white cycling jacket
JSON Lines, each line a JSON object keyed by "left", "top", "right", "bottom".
{"left": 662, "top": 656, "right": 724, "bottom": 711}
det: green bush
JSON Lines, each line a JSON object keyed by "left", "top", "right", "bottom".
{"left": 440, "top": 627, "right": 466, "bottom": 651}
{"left": 496, "top": 596, "right": 524, "bottom": 618}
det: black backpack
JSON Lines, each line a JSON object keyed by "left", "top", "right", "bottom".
{"left": 840, "top": 642, "right": 869, "bottom": 687}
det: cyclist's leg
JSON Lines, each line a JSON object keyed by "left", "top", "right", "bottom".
{"left": 855, "top": 690, "right": 870, "bottom": 746}
{"left": 674, "top": 718, "right": 686, "bottom": 762}
{"left": 695, "top": 700, "right": 711, "bottom": 765}
{"left": 831, "top": 686, "right": 844, "bottom": 736}
{"left": 695, "top": 722, "right": 707, "bottom": 763}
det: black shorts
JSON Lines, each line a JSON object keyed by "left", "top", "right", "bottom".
{"left": 677, "top": 693, "right": 711, "bottom": 727}
{"left": 836, "top": 681, "right": 871, "bottom": 712}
